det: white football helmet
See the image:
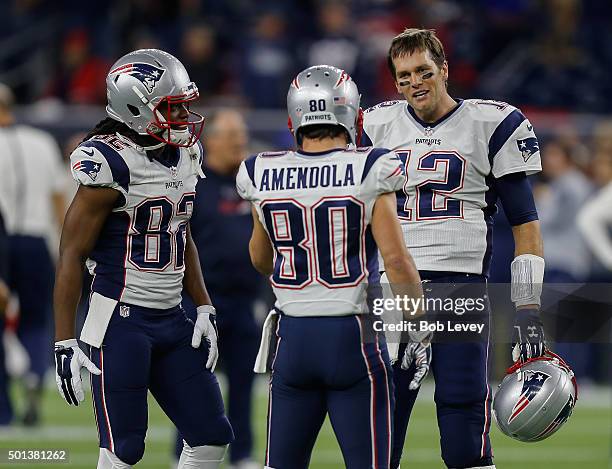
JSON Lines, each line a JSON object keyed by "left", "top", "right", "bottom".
{"left": 106, "top": 49, "right": 204, "bottom": 147}
{"left": 493, "top": 351, "right": 577, "bottom": 442}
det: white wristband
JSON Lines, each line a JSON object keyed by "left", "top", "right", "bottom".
{"left": 55, "top": 338, "right": 78, "bottom": 348}
{"left": 196, "top": 305, "right": 216, "bottom": 315}
{"left": 510, "top": 254, "right": 545, "bottom": 307}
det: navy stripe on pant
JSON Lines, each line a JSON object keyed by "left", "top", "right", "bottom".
{"left": 266, "top": 314, "right": 393, "bottom": 469}
{"left": 88, "top": 302, "right": 233, "bottom": 465}
{"left": 391, "top": 273, "right": 493, "bottom": 469}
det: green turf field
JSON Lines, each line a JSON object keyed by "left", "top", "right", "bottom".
{"left": 0, "top": 379, "right": 610, "bottom": 468}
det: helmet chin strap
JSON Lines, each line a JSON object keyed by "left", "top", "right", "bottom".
{"left": 114, "top": 131, "right": 165, "bottom": 151}
{"left": 168, "top": 127, "right": 192, "bottom": 145}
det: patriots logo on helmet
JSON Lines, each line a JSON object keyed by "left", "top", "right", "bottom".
{"left": 508, "top": 370, "right": 551, "bottom": 424}
{"left": 72, "top": 160, "right": 102, "bottom": 182}
{"left": 110, "top": 63, "right": 166, "bottom": 93}
{"left": 334, "top": 70, "right": 351, "bottom": 88}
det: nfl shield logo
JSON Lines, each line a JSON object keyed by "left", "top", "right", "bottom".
{"left": 119, "top": 305, "right": 130, "bottom": 318}
{"left": 424, "top": 126, "right": 434, "bottom": 137}
{"left": 170, "top": 166, "right": 178, "bottom": 180}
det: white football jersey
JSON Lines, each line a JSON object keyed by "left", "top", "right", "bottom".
{"left": 236, "top": 147, "right": 404, "bottom": 317}
{"left": 363, "top": 99, "right": 542, "bottom": 275}
{"left": 70, "top": 134, "right": 203, "bottom": 309}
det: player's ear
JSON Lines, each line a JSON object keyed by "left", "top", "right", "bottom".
{"left": 440, "top": 60, "right": 449, "bottom": 82}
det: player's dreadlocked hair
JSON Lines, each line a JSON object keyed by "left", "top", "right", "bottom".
{"left": 387, "top": 28, "right": 446, "bottom": 79}
{"left": 82, "top": 117, "right": 156, "bottom": 147}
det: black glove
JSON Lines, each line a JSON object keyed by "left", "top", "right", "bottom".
{"left": 512, "top": 307, "right": 546, "bottom": 362}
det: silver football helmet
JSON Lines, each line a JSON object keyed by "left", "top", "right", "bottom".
{"left": 287, "top": 65, "right": 362, "bottom": 145}
{"left": 493, "top": 351, "right": 577, "bottom": 442}
{"left": 106, "top": 49, "right": 204, "bottom": 147}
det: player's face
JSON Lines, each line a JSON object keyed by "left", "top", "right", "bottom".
{"left": 207, "top": 111, "right": 249, "bottom": 170}
{"left": 158, "top": 101, "right": 190, "bottom": 129}
{"left": 392, "top": 49, "right": 448, "bottom": 117}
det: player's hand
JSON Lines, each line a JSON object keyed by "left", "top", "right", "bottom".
{"left": 192, "top": 305, "right": 218, "bottom": 371}
{"left": 401, "top": 341, "right": 432, "bottom": 390}
{"left": 512, "top": 307, "right": 546, "bottom": 362}
{"left": 54, "top": 339, "right": 101, "bottom": 406}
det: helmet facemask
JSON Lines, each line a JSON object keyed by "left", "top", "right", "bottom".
{"left": 146, "top": 85, "right": 204, "bottom": 147}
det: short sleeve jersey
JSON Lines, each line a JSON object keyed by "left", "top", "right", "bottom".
{"left": 363, "top": 99, "right": 542, "bottom": 274}
{"left": 236, "top": 146, "right": 404, "bottom": 317}
{"left": 69, "top": 134, "right": 204, "bottom": 308}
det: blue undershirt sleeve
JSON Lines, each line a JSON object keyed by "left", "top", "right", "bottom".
{"left": 494, "top": 172, "right": 539, "bottom": 226}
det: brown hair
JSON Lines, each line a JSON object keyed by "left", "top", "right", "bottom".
{"left": 296, "top": 124, "right": 349, "bottom": 147}
{"left": 387, "top": 28, "right": 446, "bottom": 79}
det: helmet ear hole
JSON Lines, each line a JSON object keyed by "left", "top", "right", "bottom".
{"left": 127, "top": 104, "right": 140, "bottom": 117}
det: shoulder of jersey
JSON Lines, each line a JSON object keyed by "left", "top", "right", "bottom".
{"left": 71, "top": 137, "right": 131, "bottom": 191}
{"left": 71, "top": 138, "right": 134, "bottom": 167}
{"left": 363, "top": 100, "right": 405, "bottom": 125}
{"left": 461, "top": 98, "right": 522, "bottom": 124}
{"left": 239, "top": 151, "right": 290, "bottom": 185}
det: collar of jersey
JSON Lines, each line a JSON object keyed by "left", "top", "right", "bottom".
{"left": 405, "top": 98, "right": 464, "bottom": 129}
{"left": 296, "top": 147, "right": 346, "bottom": 157}
{"left": 147, "top": 145, "right": 181, "bottom": 168}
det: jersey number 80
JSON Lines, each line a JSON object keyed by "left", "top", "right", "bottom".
{"left": 261, "top": 196, "right": 366, "bottom": 289}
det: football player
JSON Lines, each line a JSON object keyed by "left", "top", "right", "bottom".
{"left": 53, "top": 49, "right": 233, "bottom": 468}
{"left": 362, "top": 29, "right": 547, "bottom": 469}
{"left": 237, "top": 65, "right": 423, "bottom": 469}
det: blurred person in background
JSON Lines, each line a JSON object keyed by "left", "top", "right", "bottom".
{"left": 0, "top": 203, "right": 11, "bottom": 426}
{"left": 480, "top": 0, "right": 610, "bottom": 112}
{"left": 304, "top": 1, "right": 361, "bottom": 76}
{"left": 180, "top": 23, "right": 227, "bottom": 102}
{"left": 44, "top": 29, "right": 109, "bottom": 105}
{"left": 536, "top": 139, "right": 594, "bottom": 283}
{"left": 0, "top": 84, "right": 13, "bottom": 425}
{"left": 118, "top": 0, "right": 182, "bottom": 52}
{"left": 0, "top": 82, "right": 67, "bottom": 425}
{"left": 175, "top": 109, "right": 263, "bottom": 469}
{"left": 535, "top": 139, "right": 595, "bottom": 381}
{"left": 578, "top": 148, "right": 612, "bottom": 274}
{"left": 241, "top": 8, "right": 295, "bottom": 108}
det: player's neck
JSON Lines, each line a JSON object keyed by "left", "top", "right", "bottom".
{"left": 414, "top": 94, "right": 457, "bottom": 124}
{"left": 300, "top": 136, "right": 348, "bottom": 153}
